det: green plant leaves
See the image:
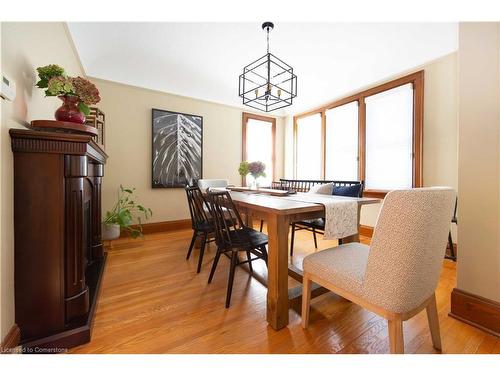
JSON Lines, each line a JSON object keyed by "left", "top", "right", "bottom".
{"left": 102, "top": 186, "right": 153, "bottom": 239}
{"left": 78, "top": 102, "right": 91, "bottom": 116}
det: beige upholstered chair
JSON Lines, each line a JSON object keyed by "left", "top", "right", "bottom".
{"left": 197, "top": 179, "right": 229, "bottom": 192}
{"left": 301, "top": 187, "right": 456, "bottom": 354}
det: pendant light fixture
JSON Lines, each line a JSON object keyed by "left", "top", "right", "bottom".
{"left": 238, "top": 22, "right": 297, "bottom": 112}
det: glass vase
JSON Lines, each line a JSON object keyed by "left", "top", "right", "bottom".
{"left": 250, "top": 175, "right": 260, "bottom": 190}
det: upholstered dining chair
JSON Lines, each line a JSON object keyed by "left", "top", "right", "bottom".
{"left": 197, "top": 179, "right": 229, "bottom": 192}
{"left": 301, "top": 187, "right": 456, "bottom": 354}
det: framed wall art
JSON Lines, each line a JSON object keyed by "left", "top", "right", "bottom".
{"left": 152, "top": 108, "right": 203, "bottom": 188}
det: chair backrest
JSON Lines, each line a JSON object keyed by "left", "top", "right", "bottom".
{"left": 206, "top": 190, "right": 245, "bottom": 250}
{"left": 185, "top": 186, "right": 211, "bottom": 231}
{"left": 276, "top": 179, "right": 363, "bottom": 195}
{"left": 363, "top": 187, "right": 456, "bottom": 313}
{"left": 198, "top": 179, "right": 228, "bottom": 192}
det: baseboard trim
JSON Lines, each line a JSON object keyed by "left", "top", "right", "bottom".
{"left": 359, "top": 225, "right": 374, "bottom": 238}
{"left": 120, "top": 219, "right": 191, "bottom": 238}
{"left": 450, "top": 288, "right": 500, "bottom": 337}
{"left": 1, "top": 324, "right": 20, "bottom": 354}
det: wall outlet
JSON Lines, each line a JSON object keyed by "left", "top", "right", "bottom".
{"left": 1, "top": 73, "right": 16, "bottom": 101}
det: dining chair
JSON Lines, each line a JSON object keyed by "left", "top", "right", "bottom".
{"left": 290, "top": 180, "right": 364, "bottom": 256}
{"left": 206, "top": 190, "right": 268, "bottom": 308}
{"left": 197, "top": 179, "right": 229, "bottom": 192}
{"left": 301, "top": 187, "right": 456, "bottom": 354}
{"left": 198, "top": 178, "right": 265, "bottom": 233}
{"left": 185, "top": 186, "right": 216, "bottom": 273}
{"left": 446, "top": 197, "right": 458, "bottom": 261}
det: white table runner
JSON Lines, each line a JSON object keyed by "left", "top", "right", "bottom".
{"left": 281, "top": 193, "right": 358, "bottom": 240}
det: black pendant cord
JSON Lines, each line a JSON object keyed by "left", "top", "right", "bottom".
{"left": 266, "top": 27, "right": 271, "bottom": 101}
{"left": 266, "top": 27, "right": 270, "bottom": 54}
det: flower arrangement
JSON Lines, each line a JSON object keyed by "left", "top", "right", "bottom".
{"left": 239, "top": 161, "right": 267, "bottom": 179}
{"left": 247, "top": 161, "right": 266, "bottom": 179}
{"left": 238, "top": 161, "right": 266, "bottom": 189}
{"left": 36, "top": 64, "right": 101, "bottom": 116}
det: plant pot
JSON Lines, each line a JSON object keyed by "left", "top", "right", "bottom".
{"left": 55, "top": 95, "right": 86, "bottom": 124}
{"left": 102, "top": 223, "right": 120, "bottom": 241}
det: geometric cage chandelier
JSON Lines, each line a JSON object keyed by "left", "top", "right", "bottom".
{"left": 239, "top": 22, "right": 297, "bottom": 112}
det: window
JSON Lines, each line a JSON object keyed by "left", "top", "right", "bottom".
{"left": 295, "top": 113, "right": 322, "bottom": 179}
{"left": 293, "top": 71, "right": 423, "bottom": 197}
{"left": 242, "top": 113, "right": 276, "bottom": 187}
{"left": 325, "top": 101, "right": 359, "bottom": 181}
{"left": 365, "top": 84, "right": 413, "bottom": 190}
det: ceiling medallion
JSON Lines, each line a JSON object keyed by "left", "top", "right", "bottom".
{"left": 238, "top": 22, "right": 297, "bottom": 112}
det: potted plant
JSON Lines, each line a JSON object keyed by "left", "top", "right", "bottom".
{"left": 238, "top": 161, "right": 266, "bottom": 189}
{"left": 102, "top": 185, "right": 153, "bottom": 240}
{"left": 35, "top": 64, "right": 101, "bottom": 124}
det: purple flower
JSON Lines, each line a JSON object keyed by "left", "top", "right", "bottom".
{"left": 247, "top": 161, "right": 266, "bottom": 178}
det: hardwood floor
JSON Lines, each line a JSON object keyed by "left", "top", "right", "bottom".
{"left": 70, "top": 224, "right": 499, "bottom": 354}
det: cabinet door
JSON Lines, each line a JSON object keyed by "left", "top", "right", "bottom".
{"left": 64, "top": 156, "right": 89, "bottom": 322}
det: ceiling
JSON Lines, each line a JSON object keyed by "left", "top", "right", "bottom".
{"left": 68, "top": 22, "right": 457, "bottom": 115}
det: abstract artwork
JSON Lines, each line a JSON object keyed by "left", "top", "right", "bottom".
{"left": 152, "top": 108, "right": 203, "bottom": 188}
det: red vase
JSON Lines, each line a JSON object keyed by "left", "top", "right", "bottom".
{"left": 55, "top": 95, "right": 86, "bottom": 124}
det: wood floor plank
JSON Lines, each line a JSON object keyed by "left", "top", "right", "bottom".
{"left": 69, "top": 224, "right": 497, "bottom": 354}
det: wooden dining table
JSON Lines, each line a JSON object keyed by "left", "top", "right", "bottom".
{"left": 227, "top": 190, "right": 381, "bottom": 331}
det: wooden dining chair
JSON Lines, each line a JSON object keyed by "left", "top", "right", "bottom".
{"left": 446, "top": 197, "right": 458, "bottom": 261}
{"left": 301, "top": 188, "right": 456, "bottom": 354}
{"left": 185, "top": 186, "right": 216, "bottom": 273}
{"left": 206, "top": 190, "right": 268, "bottom": 308}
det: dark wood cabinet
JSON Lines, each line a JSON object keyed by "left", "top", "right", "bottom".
{"left": 10, "top": 128, "right": 108, "bottom": 350}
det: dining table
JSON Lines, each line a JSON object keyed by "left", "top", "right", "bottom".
{"left": 226, "top": 189, "right": 381, "bottom": 331}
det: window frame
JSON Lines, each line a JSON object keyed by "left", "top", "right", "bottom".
{"left": 242, "top": 112, "right": 277, "bottom": 187}
{"left": 293, "top": 70, "right": 424, "bottom": 198}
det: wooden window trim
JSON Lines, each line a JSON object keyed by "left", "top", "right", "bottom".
{"left": 293, "top": 70, "right": 424, "bottom": 198}
{"left": 242, "top": 112, "right": 277, "bottom": 186}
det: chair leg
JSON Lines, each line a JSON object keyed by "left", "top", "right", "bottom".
{"left": 196, "top": 233, "right": 207, "bottom": 274}
{"left": 312, "top": 228, "right": 318, "bottom": 249}
{"left": 388, "top": 318, "right": 404, "bottom": 354}
{"left": 301, "top": 273, "right": 312, "bottom": 329}
{"left": 338, "top": 238, "right": 343, "bottom": 245}
{"left": 225, "top": 251, "right": 238, "bottom": 308}
{"left": 290, "top": 223, "right": 296, "bottom": 256}
{"left": 447, "top": 231, "right": 456, "bottom": 260}
{"left": 208, "top": 247, "right": 222, "bottom": 283}
{"left": 259, "top": 220, "right": 264, "bottom": 232}
{"left": 246, "top": 250, "right": 253, "bottom": 274}
{"left": 186, "top": 231, "right": 197, "bottom": 260}
{"left": 426, "top": 293, "right": 442, "bottom": 351}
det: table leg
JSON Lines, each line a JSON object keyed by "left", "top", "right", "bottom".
{"left": 266, "top": 213, "right": 290, "bottom": 330}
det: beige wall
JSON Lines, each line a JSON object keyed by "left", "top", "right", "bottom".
{"left": 285, "top": 53, "right": 459, "bottom": 232}
{"left": 0, "top": 22, "right": 84, "bottom": 340}
{"left": 90, "top": 78, "right": 285, "bottom": 224}
{"left": 456, "top": 23, "right": 500, "bottom": 302}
